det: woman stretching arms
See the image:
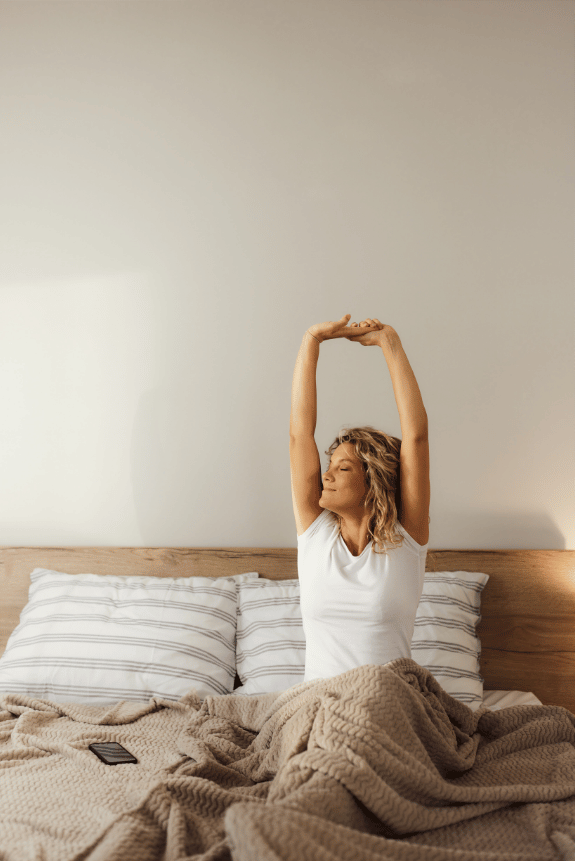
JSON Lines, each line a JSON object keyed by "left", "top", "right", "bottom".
{"left": 289, "top": 314, "right": 430, "bottom": 682}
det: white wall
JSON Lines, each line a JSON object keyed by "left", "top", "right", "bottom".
{"left": 0, "top": 0, "right": 572, "bottom": 549}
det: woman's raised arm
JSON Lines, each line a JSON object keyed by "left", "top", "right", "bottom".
{"left": 290, "top": 331, "right": 321, "bottom": 439}
{"left": 346, "top": 319, "right": 428, "bottom": 440}
{"left": 380, "top": 328, "right": 428, "bottom": 441}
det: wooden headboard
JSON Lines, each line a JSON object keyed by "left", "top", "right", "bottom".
{"left": 1, "top": 547, "right": 574, "bottom": 715}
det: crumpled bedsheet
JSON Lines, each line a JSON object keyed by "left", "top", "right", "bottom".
{"left": 0, "top": 657, "right": 574, "bottom": 860}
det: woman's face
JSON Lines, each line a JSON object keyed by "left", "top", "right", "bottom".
{"left": 319, "top": 443, "right": 368, "bottom": 511}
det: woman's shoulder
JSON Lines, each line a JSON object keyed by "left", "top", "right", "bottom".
{"left": 297, "top": 507, "right": 333, "bottom": 542}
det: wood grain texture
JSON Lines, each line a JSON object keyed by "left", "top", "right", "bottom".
{"left": 1, "top": 546, "right": 574, "bottom": 713}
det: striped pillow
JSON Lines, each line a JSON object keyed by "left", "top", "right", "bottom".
{"left": 411, "top": 570, "right": 489, "bottom": 709}
{"left": 236, "top": 579, "right": 305, "bottom": 695}
{"left": 234, "top": 571, "right": 489, "bottom": 710}
{"left": 0, "top": 568, "right": 258, "bottom": 705}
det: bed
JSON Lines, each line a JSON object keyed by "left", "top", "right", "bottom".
{"left": 0, "top": 545, "right": 574, "bottom": 860}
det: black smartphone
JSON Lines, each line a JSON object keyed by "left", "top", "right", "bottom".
{"left": 88, "top": 742, "right": 138, "bottom": 765}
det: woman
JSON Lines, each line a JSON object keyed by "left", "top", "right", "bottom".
{"left": 289, "top": 314, "right": 430, "bottom": 682}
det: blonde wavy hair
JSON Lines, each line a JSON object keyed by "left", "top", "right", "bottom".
{"left": 325, "top": 425, "right": 405, "bottom": 556}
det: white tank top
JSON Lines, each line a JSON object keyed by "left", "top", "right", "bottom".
{"left": 297, "top": 508, "right": 428, "bottom": 682}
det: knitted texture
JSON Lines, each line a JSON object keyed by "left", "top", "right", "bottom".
{"left": 1, "top": 658, "right": 575, "bottom": 860}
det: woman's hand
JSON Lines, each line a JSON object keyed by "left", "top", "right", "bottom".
{"left": 345, "top": 318, "right": 392, "bottom": 347}
{"left": 308, "top": 314, "right": 384, "bottom": 344}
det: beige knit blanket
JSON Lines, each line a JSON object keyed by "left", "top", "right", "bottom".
{"left": 1, "top": 658, "right": 575, "bottom": 861}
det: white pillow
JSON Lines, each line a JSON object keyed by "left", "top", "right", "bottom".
{"left": 234, "top": 571, "right": 489, "bottom": 710}
{"left": 0, "top": 568, "right": 258, "bottom": 705}
{"left": 411, "top": 570, "right": 489, "bottom": 710}
{"left": 236, "top": 579, "right": 305, "bottom": 695}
